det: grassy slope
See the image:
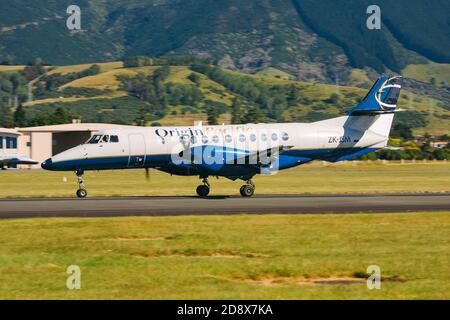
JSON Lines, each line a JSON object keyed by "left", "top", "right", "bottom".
{"left": 22, "top": 62, "right": 450, "bottom": 134}
{"left": 255, "top": 67, "right": 292, "bottom": 81}
{"left": 47, "top": 62, "right": 124, "bottom": 76}
{"left": 0, "top": 162, "right": 449, "bottom": 198}
{"left": 0, "top": 65, "right": 25, "bottom": 72}
{"left": 0, "top": 212, "right": 448, "bottom": 299}
{"left": 402, "top": 63, "right": 450, "bottom": 86}
{"left": 60, "top": 66, "right": 158, "bottom": 91}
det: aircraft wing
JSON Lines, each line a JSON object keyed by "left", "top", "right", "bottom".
{"left": 0, "top": 154, "right": 39, "bottom": 166}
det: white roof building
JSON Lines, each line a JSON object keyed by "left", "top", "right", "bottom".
{"left": 0, "top": 128, "right": 20, "bottom": 156}
{"left": 1, "top": 121, "right": 136, "bottom": 168}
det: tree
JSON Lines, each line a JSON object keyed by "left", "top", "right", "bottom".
{"left": 391, "top": 123, "right": 413, "bottom": 140}
{"left": 79, "top": 64, "right": 101, "bottom": 77}
{"left": 153, "top": 66, "right": 170, "bottom": 83}
{"left": 242, "top": 105, "right": 264, "bottom": 124}
{"left": 287, "top": 84, "right": 301, "bottom": 106}
{"left": 205, "top": 104, "right": 220, "bottom": 125}
{"left": 13, "top": 104, "right": 27, "bottom": 127}
{"left": 430, "top": 77, "right": 436, "bottom": 87}
{"left": 188, "top": 72, "right": 201, "bottom": 85}
{"left": 231, "top": 97, "right": 244, "bottom": 124}
{"left": 325, "top": 93, "right": 340, "bottom": 105}
{"left": 50, "top": 107, "right": 72, "bottom": 124}
{"left": 135, "top": 107, "right": 147, "bottom": 126}
{"left": 123, "top": 56, "right": 153, "bottom": 68}
{"left": 22, "top": 58, "right": 45, "bottom": 81}
{"left": 0, "top": 103, "right": 14, "bottom": 127}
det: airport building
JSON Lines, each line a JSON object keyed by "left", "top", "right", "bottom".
{"left": 0, "top": 128, "right": 20, "bottom": 156}
{"left": 1, "top": 121, "right": 135, "bottom": 168}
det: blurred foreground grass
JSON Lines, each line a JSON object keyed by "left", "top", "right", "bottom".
{"left": 0, "top": 212, "right": 448, "bottom": 299}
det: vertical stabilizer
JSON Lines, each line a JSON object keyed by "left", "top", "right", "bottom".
{"left": 350, "top": 75, "right": 403, "bottom": 115}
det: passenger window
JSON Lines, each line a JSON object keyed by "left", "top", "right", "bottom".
{"left": 110, "top": 135, "right": 119, "bottom": 143}
{"left": 271, "top": 133, "right": 278, "bottom": 141}
{"left": 239, "top": 134, "right": 246, "bottom": 142}
{"left": 212, "top": 135, "right": 219, "bottom": 143}
{"left": 282, "top": 132, "right": 289, "bottom": 141}
{"left": 261, "top": 133, "right": 267, "bottom": 142}
{"left": 202, "top": 136, "right": 209, "bottom": 144}
{"left": 250, "top": 134, "right": 257, "bottom": 142}
{"left": 225, "top": 135, "right": 232, "bottom": 143}
{"left": 180, "top": 135, "right": 189, "bottom": 144}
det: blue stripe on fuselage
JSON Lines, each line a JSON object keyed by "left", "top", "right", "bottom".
{"left": 46, "top": 147, "right": 379, "bottom": 172}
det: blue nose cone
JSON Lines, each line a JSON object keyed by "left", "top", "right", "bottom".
{"left": 41, "top": 158, "right": 53, "bottom": 170}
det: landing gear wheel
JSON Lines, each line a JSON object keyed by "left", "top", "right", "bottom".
{"left": 196, "top": 185, "right": 210, "bottom": 197}
{"left": 240, "top": 184, "right": 255, "bottom": 197}
{"left": 75, "top": 169, "right": 87, "bottom": 198}
{"left": 76, "top": 188, "right": 87, "bottom": 198}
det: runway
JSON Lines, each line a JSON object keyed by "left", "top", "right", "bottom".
{"left": 0, "top": 193, "right": 449, "bottom": 219}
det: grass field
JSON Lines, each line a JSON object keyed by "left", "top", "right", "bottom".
{"left": 0, "top": 161, "right": 449, "bottom": 198}
{"left": 0, "top": 212, "right": 448, "bottom": 299}
{"left": 1, "top": 162, "right": 448, "bottom": 300}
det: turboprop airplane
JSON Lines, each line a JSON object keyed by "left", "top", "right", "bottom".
{"left": 42, "top": 75, "right": 403, "bottom": 198}
{"left": 1, "top": 154, "right": 38, "bottom": 169}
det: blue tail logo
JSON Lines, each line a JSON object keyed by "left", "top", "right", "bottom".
{"left": 351, "top": 75, "right": 403, "bottom": 115}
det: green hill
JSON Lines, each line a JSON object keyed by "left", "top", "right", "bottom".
{"left": 2, "top": 61, "right": 448, "bottom": 136}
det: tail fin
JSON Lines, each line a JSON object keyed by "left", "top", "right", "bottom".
{"left": 350, "top": 75, "right": 403, "bottom": 115}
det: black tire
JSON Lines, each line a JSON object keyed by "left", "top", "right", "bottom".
{"left": 76, "top": 188, "right": 87, "bottom": 198}
{"left": 240, "top": 185, "right": 255, "bottom": 197}
{"left": 196, "top": 185, "right": 210, "bottom": 197}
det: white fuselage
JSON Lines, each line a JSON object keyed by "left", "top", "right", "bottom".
{"left": 42, "top": 113, "right": 393, "bottom": 177}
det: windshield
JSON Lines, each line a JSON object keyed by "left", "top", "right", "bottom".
{"left": 88, "top": 135, "right": 102, "bottom": 144}
{"left": 86, "top": 135, "right": 119, "bottom": 144}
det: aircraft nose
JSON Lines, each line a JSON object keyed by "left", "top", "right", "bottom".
{"left": 41, "top": 158, "right": 53, "bottom": 170}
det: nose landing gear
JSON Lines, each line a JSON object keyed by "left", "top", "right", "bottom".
{"left": 196, "top": 177, "right": 210, "bottom": 197}
{"left": 240, "top": 179, "right": 255, "bottom": 197}
{"left": 76, "top": 169, "right": 87, "bottom": 198}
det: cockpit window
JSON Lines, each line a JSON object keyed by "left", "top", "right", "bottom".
{"left": 87, "top": 134, "right": 119, "bottom": 144}
{"left": 88, "top": 135, "right": 102, "bottom": 144}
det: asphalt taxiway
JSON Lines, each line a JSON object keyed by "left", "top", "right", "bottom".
{"left": 0, "top": 193, "right": 449, "bottom": 219}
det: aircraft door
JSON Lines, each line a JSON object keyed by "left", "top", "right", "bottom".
{"left": 128, "top": 134, "right": 146, "bottom": 167}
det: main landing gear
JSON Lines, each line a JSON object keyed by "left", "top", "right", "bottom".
{"left": 240, "top": 179, "right": 255, "bottom": 197}
{"left": 76, "top": 169, "right": 87, "bottom": 198}
{"left": 196, "top": 177, "right": 210, "bottom": 197}
{"left": 195, "top": 177, "right": 256, "bottom": 198}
